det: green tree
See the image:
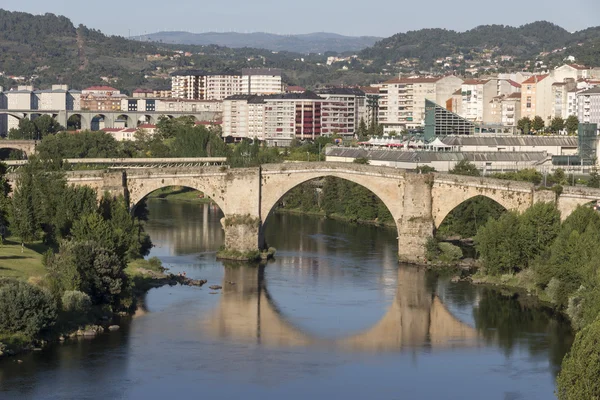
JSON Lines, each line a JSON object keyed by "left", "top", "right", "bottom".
{"left": 565, "top": 115, "right": 579, "bottom": 136}
{"left": 517, "top": 202, "right": 561, "bottom": 266}
{"left": 556, "top": 318, "right": 600, "bottom": 400}
{"left": 588, "top": 170, "right": 600, "bottom": 188}
{"left": 475, "top": 211, "right": 522, "bottom": 275}
{"left": 0, "top": 278, "right": 57, "bottom": 338}
{"left": 45, "top": 241, "right": 128, "bottom": 306}
{"left": 550, "top": 116, "right": 565, "bottom": 133}
{"left": 517, "top": 117, "right": 531, "bottom": 135}
{"left": 353, "top": 157, "right": 370, "bottom": 164}
{"left": 532, "top": 116, "right": 545, "bottom": 132}
{"left": 449, "top": 160, "right": 480, "bottom": 176}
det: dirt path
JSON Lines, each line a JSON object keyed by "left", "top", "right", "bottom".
{"left": 76, "top": 28, "right": 89, "bottom": 71}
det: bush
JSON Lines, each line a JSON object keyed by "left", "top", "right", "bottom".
{"left": 0, "top": 279, "right": 57, "bottom": 338}
{"left": 556, "top": 318, "right": 600, "bottom": 399}
{"left": 438, "top": 242, "right": 463, "bottom": 263}
{"left": 61, "top": 290, "right": 92, "bottom": 314}
{"left": 425, "top": 237, "right": 440, "bottom": 261}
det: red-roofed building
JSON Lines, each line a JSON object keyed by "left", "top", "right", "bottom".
{"left": 521, "top": 74, "right": 556, "bottom": 123}
{"left": 285, "top": 85, "right": 306, "bottom": 93}
{"left": 133, "top": 88, "right": 154, "bottom": 98}
{"left": 101, "top": 127, "right": 136, "bottom": 141}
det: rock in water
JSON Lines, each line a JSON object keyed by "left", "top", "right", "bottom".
{"left": 209, "top": 285, "right": 222, "bottom": 290}
{"left": 108, "top": 325, "right": 120, "bottom": 332}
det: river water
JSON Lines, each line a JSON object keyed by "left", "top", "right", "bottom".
{"left": 0, "top": 200, "right": 573, "bottom": 400}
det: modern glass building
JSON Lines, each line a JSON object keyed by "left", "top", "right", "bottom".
{"left": 424, "top": 99, "right": 475, "bottom": 140}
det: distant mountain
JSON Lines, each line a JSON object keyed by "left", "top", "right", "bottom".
{"left": 360, "top": 21, "right": 600, "bottom": 68}
{"left": 135, "top": 31, "right": 382, "bottom": 53}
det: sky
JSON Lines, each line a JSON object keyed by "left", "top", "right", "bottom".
{"left": 2, "top": 0, "right": 600, "bottom": 38}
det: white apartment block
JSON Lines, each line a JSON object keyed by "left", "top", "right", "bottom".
{"left": 578, "top": 87, "right": 600, "bottom": 127}
{"left": 551, "top": 80, "right": 577, "bottom": 119}
{"left": 241, "top": 68, "right": 282, "bottom": 95}
{"left": 378, "top": 75, "right": 463, "bottom": 132}
{"left": 222, "top": 95, "right": 266, "bottom": 140}
{"left": 205, "top": 74, "right": 242, "bottom": 101}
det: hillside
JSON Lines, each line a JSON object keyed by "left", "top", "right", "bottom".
{"left": 0, "top": 9, "right": 384, "bottom": 93}
{"left": 360, "top": 21, "right": 600, "bottom": 69}
{"left": 134, "top": 31, "right": 381, "bottom": 53}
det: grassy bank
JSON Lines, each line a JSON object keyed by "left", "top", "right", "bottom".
{"left": 470, "top": 269, "right": 553, "bottom": 304}
{"left": 0, "top": 239, "right": 49, "bottom": 280}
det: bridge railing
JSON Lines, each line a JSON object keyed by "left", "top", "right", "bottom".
{"left": 2, "top": 157, "right": 228, "bottom": 170}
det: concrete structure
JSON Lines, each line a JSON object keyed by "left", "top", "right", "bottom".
{"left": 552, "top": 79, "right": 577, "bottom": 119}
{"left": 501, "top": 93, "right": 521, "bottom": 129}
{"left": 424, "top": 100, "right": 474, "bottom": 138}
{"left": 378, "top": 75, "right": 463, "bottom": 132}
{"left": 521, "top": 74, "right": 556, "bottom": 124}
{"left": 316, "top": 88, "right": 365, "bottom": 137}
{"left": 16, "top": 162, "right": 600, "bottom": 263}
{"left": 222, "top": 95, "right": 266, "bottom": 140}
{"left": 440, "top": 135, "right": 578, "bottom": 155}
{"left": 326, "top": 147, "right": 548, "bottom": 173}
{"left": 171, "top": 70, "right": 243, "bottom": 101}
{"left": 577, "top": 87, "right": 600, "bottom": 130}
{"left": 241, "top": 68, "right": 282, "bottom": 95}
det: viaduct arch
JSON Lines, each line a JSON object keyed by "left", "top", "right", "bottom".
{"left": 13, "top": 162, "right": 600, "bottom": 262}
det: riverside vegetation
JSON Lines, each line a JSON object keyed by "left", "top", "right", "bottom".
{"left": 0, "top": 156, "right": 162, "bottom": 356}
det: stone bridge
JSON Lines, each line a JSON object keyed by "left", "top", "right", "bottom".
{"left": 50, "top": 162, "right": 600, "bottom": 262}
{"left": 0, "top": 140, "right": 37, "bottom": 157}
{"left": 203, "top": 265, "right": 479, "bottom": 351}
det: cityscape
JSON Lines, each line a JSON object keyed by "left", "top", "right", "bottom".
{"left": 2, "top": 5, "right": 600, "bottom": 400}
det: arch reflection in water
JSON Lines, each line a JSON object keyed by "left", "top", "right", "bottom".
{"left": 203, "top": 264, "right": 479, "bottom": 352}
{"left": 144, "top": 201, "right": 224, "bottom": 255}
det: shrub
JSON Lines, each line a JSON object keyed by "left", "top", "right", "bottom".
{"left": 0, "top": 279, "right": 57, "bottom": 338}
{"left": 425, "top": 237, "right": 440, "bottom": 261}
{"left": 61, "top": 290, "right": 92, "bottom": 314}
{"left": 438, "top": 242, "right": 463, "bottom": 263}
{"left": 556, "top": 318, "right": 600, "bottom": 399}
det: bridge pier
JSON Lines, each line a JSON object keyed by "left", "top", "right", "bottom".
{"left": 397, "top": 174, "right": 434, "bottom": 264}
{"left": 220, "top": 214, "right": 263, "bottom": 259}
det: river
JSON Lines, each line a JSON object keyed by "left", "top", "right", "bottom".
{"left": 0, "top": 200, "right": 573, "bottom": 400}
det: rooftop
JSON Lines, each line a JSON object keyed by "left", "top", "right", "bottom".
{"left": 83, "top": 86, "right": 119, "bottom": 92}
{"left": 315, "top": 87, "right": 365, "bottom": 96}
{"left": 578, "top": 87, "right": 600, "bottom": 95}
{"left": 439, "top": 135, "right": 578, "bottom": 147}
{"left": 522, "top": 75, "right": 549, "bottom": 84}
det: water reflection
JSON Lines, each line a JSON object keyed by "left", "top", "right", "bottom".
{"left": 145, "top": 200, "right": 224, "bottom": 255}
{"left": 204, "top": 264, "right": 479, "bottom": 352}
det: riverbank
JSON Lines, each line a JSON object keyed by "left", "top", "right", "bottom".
{"left": 275, "top": 208, "right": 397, "bottom": 229}
{"left": 0, "top": 250, "right": 207, "bottom": 359}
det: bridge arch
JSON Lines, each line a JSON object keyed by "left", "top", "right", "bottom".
{"left": 0, "top": 141, "right": 36, "bottom": 159}
{"left": 127, "top": 179, "right": 230, "bottom": 218}
{"left": 90, "top": 114, "right": 107, "bottom": 131}
{"left": 115, "top": 114, "right": 134, "bottom": 128}
{"left": 431, "top": 175, "right": 534, "bottom": 229}
{"left": 259, "top": 165, "right": 404, "bottom": 233}
{"left": 67, "top": 114, "right": 83, "bottom": 130}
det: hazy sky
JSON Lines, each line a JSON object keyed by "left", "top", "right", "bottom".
{"left": 3, "top": 0, "right": 599, "bottom": 38}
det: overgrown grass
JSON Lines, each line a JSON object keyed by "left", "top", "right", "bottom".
{"left": 0, "top": 238, "right": 49, "bottom": 280}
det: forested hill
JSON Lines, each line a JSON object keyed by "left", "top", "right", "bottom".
{"left": 0, "top": 9, "right": 385, "bottom": 93}
{"left": 360, "top": 21, "right": 600, "bottom": 68}
{"left": 0, "top": 9, "right": 167, "bottom": 91}
{"left": 135, "top": 31, "right": 381, "bottom": 53}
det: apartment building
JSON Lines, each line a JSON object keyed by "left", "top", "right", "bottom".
{"left": 551, "top": 79, "right": 578, "bottom": 119}
{"left": 315, "top": 88, "right": 365, "bottom": 137}
{"left": 360, "top": 86, "right": 381, "bottom": 128}
{"left": 205, "top": 74, "right": 243, "bottom": 101}
{"left": 520, "top": 74, "right": 556, "bottom": 124}
{"left": 577, "top": 87, "right": 600, "bottom": 127}
{"left": 223, "top": 92, "right": 328, "bottom": 145}
{"left": 551, "top": 64, "right": 600, "bottom": 82}
{"left": 171, "top": 70, "right": 203, "bottom": 99}
{"left": 378, "top": 75, "right": 463, "bottom": 132}
{"left": 501, "top": 93, "right": 521, "bottom": 129}
{"left": 222, "top": 95, "right": 266, "bottom": 140}
{"left": 241, "top": 68, "right": 282, "bottom": 95}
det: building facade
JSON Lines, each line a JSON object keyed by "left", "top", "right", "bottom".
{"left": 315, "top": 88, "right": 365, "bottom": 137}
{"left": 241, "top": 68, "right": 282, "bottom": 95}
{"left": 577, "top": 87, "right": 600, "bottom": 130}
